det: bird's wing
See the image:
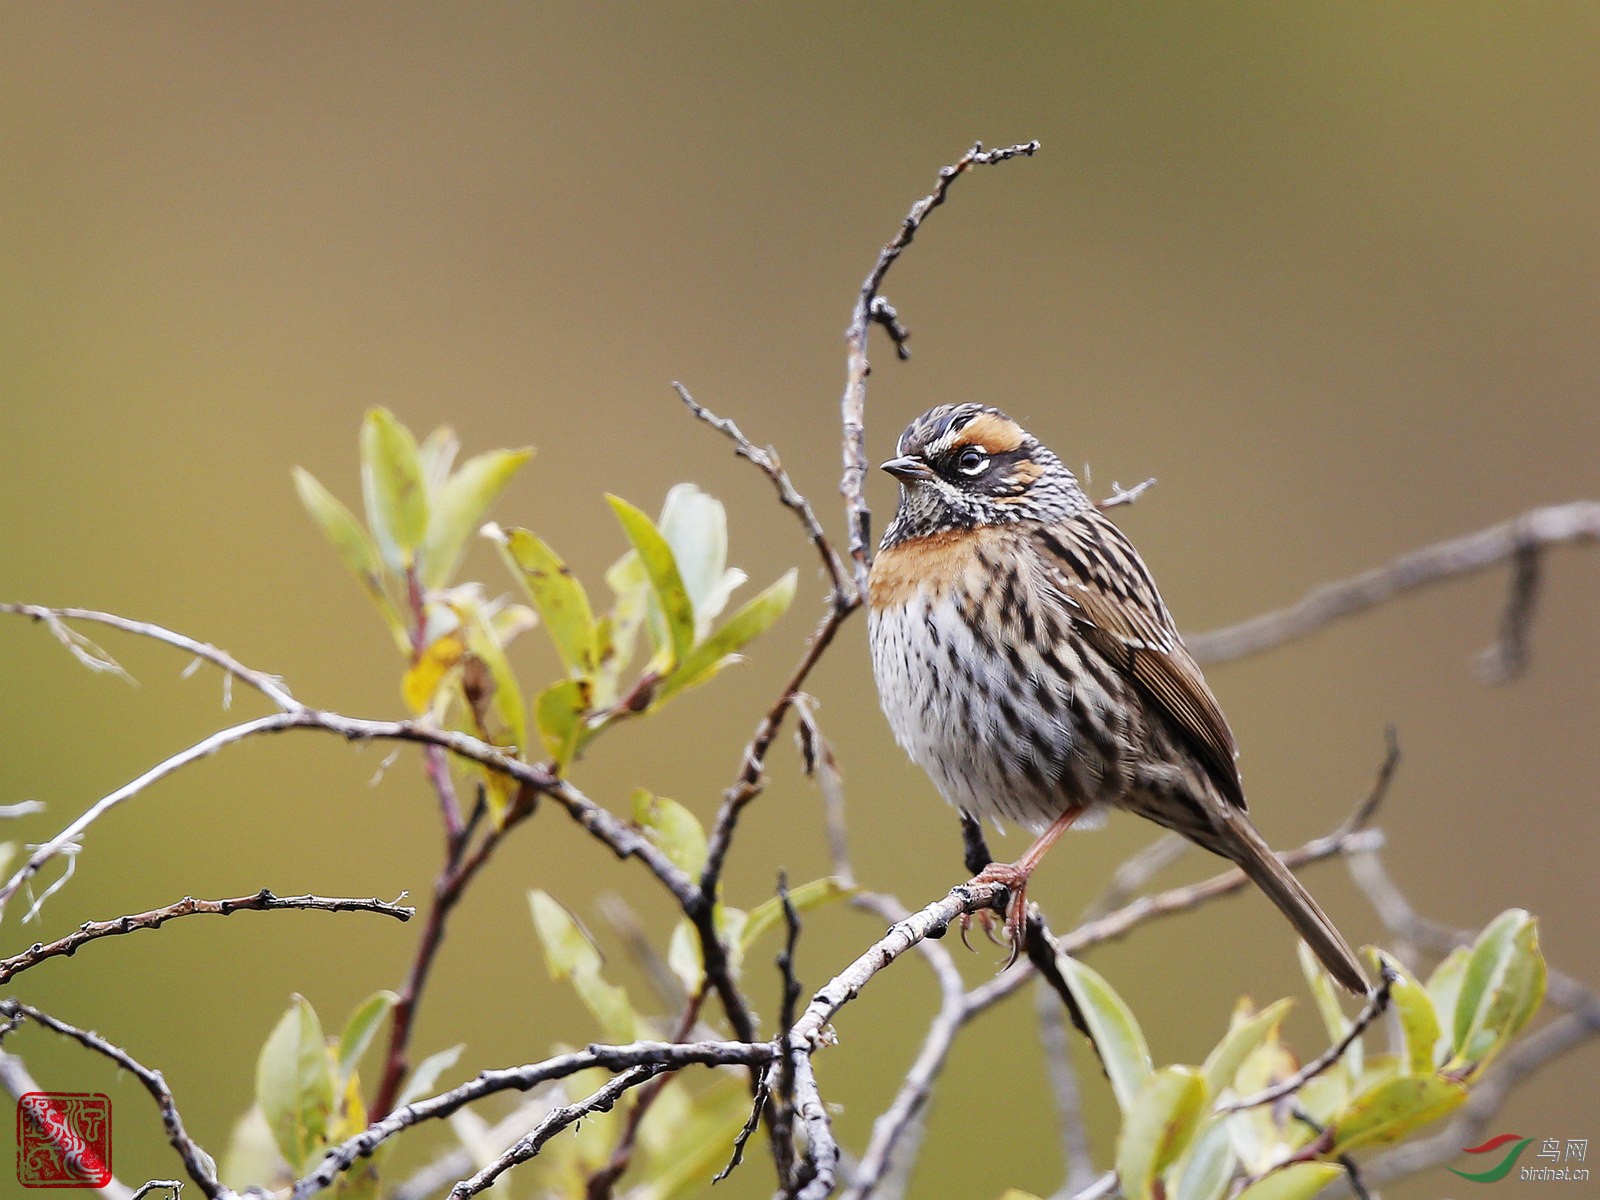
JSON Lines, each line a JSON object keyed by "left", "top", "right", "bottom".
{"left": 1030, "top": 512, "right": 1247, "bottom": 810}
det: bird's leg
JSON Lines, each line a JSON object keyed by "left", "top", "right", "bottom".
{"left": 960, "top": 805, "right": 1084, "bottom": 966}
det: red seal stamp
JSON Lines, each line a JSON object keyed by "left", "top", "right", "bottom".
{"left": 16, "top": 1093, "right": 112, "bottom": 1188}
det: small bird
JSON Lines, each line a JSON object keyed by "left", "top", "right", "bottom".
{"left": 867, "top": 404, "right": 1368, "bottom": 993}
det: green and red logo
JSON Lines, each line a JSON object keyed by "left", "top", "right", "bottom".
{"left": 1450, "top": 1133, "right": 1534, "bottom": 1183}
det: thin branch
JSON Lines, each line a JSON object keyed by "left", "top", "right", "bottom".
{"left": 838, "top": 138, "right": 1041, "bottom": 595}
{"left": 1219, "top": 961, "right": 1395, "bottom": 1113}
{"left": 1187, "top": 500, "right": 1600, "bottom": 666}
{"left": 1037, "top": 978, "right": 1096, "bottom": 1198}
{"left": 447, "top": 1066, "right": 660, "bottom": 1200}
{"left": 1, "top": 709, "right": 699, "bottom": 924}
{"left": 787, "top": 1053, "right": 840, "bottom": 1200}
{"left": 674, "top": 382, "right": 851, "bottom": 605}
{"left": 0, "top": 889, "right": 413, "bottom": 984}
{"left": 0, "top": 1001, "right": 230, "bottom": 1200}
{"left": 1, "top": 602, "right": 301, "bottom": 710}
{"left": 1095, "top": 477, "right": 1157, "bottom": 512}
{"left": 293, "top": 1040, "right": 775, "bottom": 1200}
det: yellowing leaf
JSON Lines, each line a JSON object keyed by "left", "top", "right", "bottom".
{"left": 420, "top": 447, "right": 532, "bottom": 588}
{"left": 360, "top": 408, "right": 429, "bottom": 571}
{"left": 607, "top": 495, "right": 696, "bottom": 671}
{"left": 535, "top": 677, "right": 593, "bottom": 772}
{"left": 1233, "top": 1163, "right": 1343, "bottom": 1200}
{"left": 1116, "top": 1066, "right": 1208, "bottom": 1200}
{"left": 1327, "top": 1074, "right": 1468, "bottom": 1153}
{"left": 1202, "top": 997, "right": 1293, "bottom": 1097}
{"left": 492, "top": 526, "right": 598, "bottom": 677}
{"left": 256, "top": 995, "right": 336, "bottom": 1175}
{"left": 1057, "top": 953, "right": 1152, "bottom": 1112}
{"left": 1374, "top": 952, "right": 1441, "bottom": 1075}
{"left": 402, "top": 632, "right": 464, "bottom": 714}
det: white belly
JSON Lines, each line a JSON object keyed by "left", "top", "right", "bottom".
{"left": 869, "top": 592, "right": 1101, "bottom": 834}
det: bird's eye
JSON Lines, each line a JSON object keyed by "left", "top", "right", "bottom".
{"left": 955, "top": 446, "right": 989, "bottom": 475}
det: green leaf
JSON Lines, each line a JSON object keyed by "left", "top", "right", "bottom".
{"left": 1232, "top": 1163, "right": 1343, "bottom": 1200}
{"left": 1450, "top": 909, "right": 1545, "bottom": 1071}
{"left": 1057, "top": 953, "right": 1152, "bottom": 1112}
{"left": 535, "top": 677, "right": 593, "bottom": 772}
{"left": 655, "top": 569, "right": 798, "bottom": 704}
{"left": 607, "top": 495, "right": 696, "bottom": 670}
{"left": 292, "top": 467, "right": 407, "bottom": 645}
{"left": 633, "top": 1074, "right": 755, "bottom": 1200}
{"left": 632, "top": 790, "right": 708, "bottom": 880}
{"left": 221, "top": 1105, "right": 285, "bottom": 1192}
{"left": 656, "top": 483, "right": 745, "bottom": 638}
{"left": 335, "top": 991, "right": 397, "bottom": 1086}
{"left": 529, "top": 890, "right": 637, "bottom": 1041}
{"left": 1375, "top": 953, "right": 1441, "bottom": 1075}
{"left": 1171, "top": 1117, "right": 1235, "bottom": 1200}
{"left": 1116, "top": 1066, "right": 1208, "bottom": 1200}
{"left": 1298, "top": 941, "right": 1359, "bottom": 1081}
{"left": 360, "top": 407, "right": 429, "bottom": 571}
{"left": 492, "top": 525, "right": 598, "bottom": 677}
{"left": 420, "top": 448, "right": 532, "bottom": 588}
{"left": 256, "top": 995, "right": 337, "bottom": 1174}
{"left": 1202, "top": 998, "right": 1293, "bottom": 1096}
{"left": 741, "top": 876, "right": 857, "bottom": 953}
{"left": 1327, "top": 1074, "right": 1468, "bottom": 1153}
{"left": 394, "top": 1043, "right": 464, "bottom": 1110}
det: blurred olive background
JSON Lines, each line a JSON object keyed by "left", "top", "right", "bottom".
{"left": 2, "top": 5, "right": 1596, "bottom": 1197}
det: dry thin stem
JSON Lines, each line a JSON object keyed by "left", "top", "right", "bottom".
{"left": 0, "top": 602, "right": 300, "bottom": 708}
{"left": 1187, "top": 500, "right": 1600, "bottom": 667}
{"left": 838, "top": 138, "right": 1041, "bottom": 594}
{"left": 292, "top": 1039, "right": 775, "bottom": 1200}
{"left": 0, "top": 889, "right": 412, "bottom": 984}
{"left": 447, "top": 1066, "right": 660, "bottom": 1200}
{"left": 1219, "top": 962, "right": 1396, "bottom": 1113}
{"left": 675, "top": 382, "right": 851, "bottom": 604}
{"left": 0, "top": 1001, "right": 230, "bottom": 1200}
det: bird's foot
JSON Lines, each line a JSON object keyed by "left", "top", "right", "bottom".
{"left": 958, "top": 860, "right": 1032, "bottom": 968}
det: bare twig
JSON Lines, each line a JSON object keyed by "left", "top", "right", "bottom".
{"left": 0, "top": 602, "right": 300, "bottom": 708}
{"left": 788, "top": 1053, "right": 840, "bottom": 1200}
{"left": 1187, "top": 500, "right": 1600, "bottom": 666}
{"left": 838, "top": 138, "right": 1041, "bottom": 594}
{"left": 1477, "top": 530, "right": 1542, "bottom": 681}
{"left": 0, "top": 708, "right": 699, "bottom": 924}
{"left": 1036, "top": 978, "right": 1096, "bottom": 1198}
{"left": 1095, "top": 477, "right": 1157, "bottom": 512}
{"left": 1219, "top": 961, "right": 1395, "bottom": 1112}
{"left": 293, "top": 1039, "right": 775, "bottom": 1200}
{"left": 0, "top": 1001, "right": 230, "bottom": 1200}
{"left": 0, "top": 889, "right": 412, "bottom": 984}
{"left": 447, "top": 1066, "right": 659, "bottom": 1199}
{"left": 675, "top": 383, "right": 851, "bottom": 604}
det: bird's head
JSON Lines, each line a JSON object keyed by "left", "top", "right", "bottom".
{"left": 879, "top": 404, "right": 1088, "bottom": 544}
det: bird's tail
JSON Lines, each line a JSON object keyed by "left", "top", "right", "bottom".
{"left": 1216, "top": 810, "right": 1369, "bottom": 995}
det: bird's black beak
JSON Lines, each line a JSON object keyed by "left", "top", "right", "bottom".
{"left": 880, "top": 454, "right": 935, "bottom": 483}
